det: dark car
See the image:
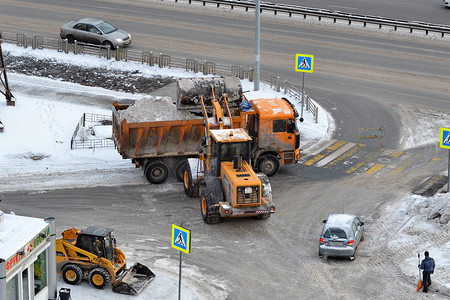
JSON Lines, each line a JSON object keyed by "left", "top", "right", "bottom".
{"left": 60, "top": 18, "right": 131, "bottom": 49}
{"left": 318, "top": 214, "right": 364, "bottom": 261}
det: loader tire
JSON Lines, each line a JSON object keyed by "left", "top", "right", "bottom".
{"left": 173, "top": 158, "right": 187, "bottom": 182}
{"left": 145, "top": 160, "right": 169, "bottom": 184}
{"left": 89, "top": 267, "right": 111, "bottom": 289}
{"left": 255, "top": 213, "right": 271, "bottom": 220}
{"left": 62, "top": 264, "right": 83, "bottom": 285}
{"left": 183, "top": 161, "right": 199, "bottom": 197}
{"left": 257, "top": 173, "right": 272, "bottom": 201}
{"left": 201, "top": 188, "right": 221, "bottom": 224}
{"left": 257, "top": 154, "right": 280, "bottom": 177}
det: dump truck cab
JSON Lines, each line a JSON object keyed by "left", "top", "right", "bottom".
{"left": 242, "top": 97, "right": 300, "bottom": 176}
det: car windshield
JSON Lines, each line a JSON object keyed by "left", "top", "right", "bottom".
{"left": 97, "top": 21, "right": 118, "bottom": 34}
{"left": 323, "top": 227, "right": 347, "bottom": 239}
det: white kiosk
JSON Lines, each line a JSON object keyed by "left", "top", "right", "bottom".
{"left": 0, "top": 211, "right": 57, "bottom": 300}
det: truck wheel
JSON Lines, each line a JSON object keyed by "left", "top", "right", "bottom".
{"left": 173, "top": 158, "right": 187, "bottom": 182}
{"left": 257, "top": 154, "right": 280, "bottom": 177}
{"left": 62, "top": 264, "right": 83, "bottom": 285}
{"left": 201, "top": 188, "right": 221, "bottom": 224}
{"left": 183, "top": 161, "right": 199, "bottom": 197}
{"left": 145, "top": 160, "right": 169, "bottom": 184}
{"left": 89, "top": 267, "right": 111, "bottom": 289}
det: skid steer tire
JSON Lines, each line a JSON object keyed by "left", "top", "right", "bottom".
{"left": 89, "top": 267, "right": 111, "bottom": 289}
{"left": 201, "top": 188, "right": 221, "bottom": 224}
{"left": 173, "top": 158, "right": 187, "bottom": 182}
{"left": 145, "top": 160, "right": 169, "bottom": 184}
{"left": 257, "top": 154, "right": 280, "bottom": 177}
{"left": 62, "top": 264, "right": 83, "bottom": 285}
{"left": 183, "top": 161, "right": 199, "bottom": 197}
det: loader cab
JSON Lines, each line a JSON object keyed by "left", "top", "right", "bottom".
{"left": 75, "top": 226, "right": 115, "bottom": 262}
{"left": 208, "top": 128, "right": 252, "bottom": 177}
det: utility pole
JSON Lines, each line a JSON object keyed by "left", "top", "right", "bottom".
{"left": 254, "top": 0, "right": 260, "bottom": 91}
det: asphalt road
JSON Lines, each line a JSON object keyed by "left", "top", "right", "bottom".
{"left": 1, "top": 0, "right": 450, "bottom": 298}
{"left": 269, "top": 0, "right": 450, "bottom": 25}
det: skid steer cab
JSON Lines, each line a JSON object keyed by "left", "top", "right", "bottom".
{"left": 56, "top": 226, "right": 155, "bottom": 295}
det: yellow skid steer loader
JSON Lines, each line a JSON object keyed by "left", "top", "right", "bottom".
{"left": 56, "top": 226, "right": 155, "bottom": 295}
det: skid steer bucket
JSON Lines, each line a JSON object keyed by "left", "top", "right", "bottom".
{"left": 112, "top": 262, "right": 155, "bottom": 295}
{"left": 176, "top": 76, "right": 242, "bottom": 112}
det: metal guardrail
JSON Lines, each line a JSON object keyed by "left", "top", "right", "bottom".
{"left": 174, "top": 0, "right": 450, "bottom": 38}
{"left": 71, "top": 113, "right": 113, "bottom": 149}
{"left": 1, "top": 32, "right": 319, "bottom": 125}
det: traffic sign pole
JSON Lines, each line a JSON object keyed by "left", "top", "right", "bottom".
{"left": 301, "top": 72, "right": 305, "bottom": 120}
{"left": 178, "top": 251, "right": 182, "bottom": 300}
{"left": 295, "top": 54, "right": 314, "bottom": 123}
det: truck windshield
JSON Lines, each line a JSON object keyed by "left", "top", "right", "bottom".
{"left": 220, "top": 142, "right": 249, "bottom": 162}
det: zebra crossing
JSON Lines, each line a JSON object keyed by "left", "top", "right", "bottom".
{"left": 299, "top": 139, "right": 441, "bottom": 175}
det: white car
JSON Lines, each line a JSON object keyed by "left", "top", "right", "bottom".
{"left": 445, "top": 0, "right": 450, "bottom": 7}
{"left": 60, "top": 18, "right": 131, "bottom": 49}
{"left": 319, "top": 214, "right": 365, "bottom": 261}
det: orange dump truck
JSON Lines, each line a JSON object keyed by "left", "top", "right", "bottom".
{"left": 112, "top": 78, "right": 300, "bottom": 184}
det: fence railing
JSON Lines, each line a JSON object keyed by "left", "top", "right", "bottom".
{"left": 173, "top": 0, "right": 450, "bottom": 38}
{"left": 1, "top": 32, "right": 319, "bottom": 124}
{"left": 71, "top": 113, "right": 114, "bottom": 150}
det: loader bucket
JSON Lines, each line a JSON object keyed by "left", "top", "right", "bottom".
{"left": 112, "top": 263, "right": 155, "bottom": 295}
{"left": 176, "top": 76, "right": 242, "bottom": 112}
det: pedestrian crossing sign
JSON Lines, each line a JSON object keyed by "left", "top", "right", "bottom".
{"left": 172, "top": 224, "right": 191, "bottom": 253}
{"left": 295, "top": 54, "right": 314, "bottom": 73}
{"left": 440, "top": 127, "right": 450, "bottom": 149}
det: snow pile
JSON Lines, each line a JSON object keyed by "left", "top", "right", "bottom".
{"left": 116, "top": 97, "right": 197, "bottom": 123}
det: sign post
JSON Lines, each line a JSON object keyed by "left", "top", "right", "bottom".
{"left": 440, "top": 127, "right": 450, "bottom": 192}
{"left": 295, "top": 54, "right": 314, "bottom": 122}
{"left": 171, "top": 224, "right": 191, "bottom": 300}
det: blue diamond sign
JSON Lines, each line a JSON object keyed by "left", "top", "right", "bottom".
{"left": 440, "top": 127, "right": 450, "bottom": 149}
{"left": 172, "top": 224, "right": 191, "bottom": 254}
{"left": 295, "top": 54, "right": 314, "bottom": 73}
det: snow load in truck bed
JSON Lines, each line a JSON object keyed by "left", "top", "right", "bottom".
{"left": 116, "top": 96, "right": 197, "bottom": 123}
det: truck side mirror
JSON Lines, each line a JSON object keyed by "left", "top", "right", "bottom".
{"left": 201, "top": 136, "right": 207, "bottom": 147}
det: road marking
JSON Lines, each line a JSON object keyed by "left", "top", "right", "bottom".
{"left": 303, "top": 140, "right": 346, "bottom": 166}
{"left": 316, "top": 142, "right": 356, "bottom": 167}
{"left": 366, "top": 163, "right": 384, "bottom": 174}
{"left": 345, "top": 148, "right": 384, "bottom": 174}
{"left": 304, "top": 139, "right": 337, "bottom": 157}
{"left": 325, "top": 144, "right": 364, "bottom": 168}
{"left": 390, "top": 151, "right": 403, "bottom": 157}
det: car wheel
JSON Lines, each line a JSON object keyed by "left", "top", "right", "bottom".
{"left": 66, "top": 35, "right": 75, "bottom": 44}
{"left": 349, "top": 255, "right": 355, "bottom": 261}
{"left": 103, "top": 41, "right": 114, "bottom": 49}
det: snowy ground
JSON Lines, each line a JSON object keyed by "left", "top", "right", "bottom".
{"left": 1, "top": 43, "right": 449, "bottom": 298}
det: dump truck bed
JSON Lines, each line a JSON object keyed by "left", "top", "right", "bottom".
{"left": 113, "top": 102, "right": 206, "bottom": 159}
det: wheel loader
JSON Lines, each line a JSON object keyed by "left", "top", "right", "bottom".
{"left": 55, "top": 226, "right": 155, "bottom": 295}
{"left": 182, "top": 85, "right": 275, "bottom": 224}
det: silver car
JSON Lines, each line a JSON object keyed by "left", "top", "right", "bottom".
{"left": 60, "top": 18, "right": 131, "bottom": 49}
{"left": 318, "top": 214, "right": 364, "bottom": 261}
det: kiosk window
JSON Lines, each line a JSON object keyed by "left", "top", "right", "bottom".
{"left": 6, "top": 274, "right": 19, "bottom": 300}
{"left": 34, "top": 249, "right": 47, "bottom": 295}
